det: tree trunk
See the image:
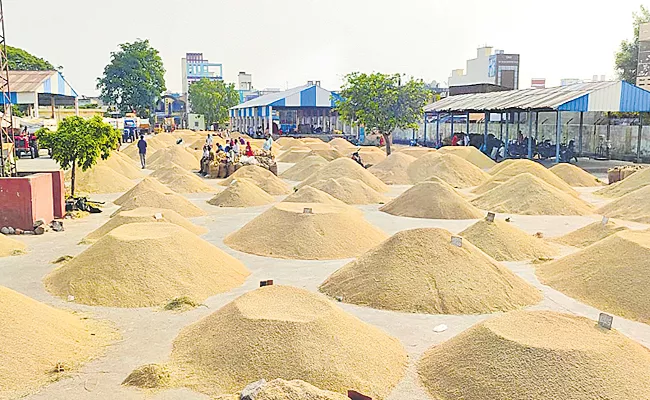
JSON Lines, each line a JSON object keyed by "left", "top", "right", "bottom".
{"left": 383, "top": 133, "right": 392, "bottom": 156}
{"left": 71, "top": 160, "right": 76, "bottom": 198}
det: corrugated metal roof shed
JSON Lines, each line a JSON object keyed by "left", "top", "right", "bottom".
{"left": 6, "top": 70, "right": 77, "bottom": 97}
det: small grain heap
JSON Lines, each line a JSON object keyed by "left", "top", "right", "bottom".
{"left": 407, "top": 153, "right": 490, "bottom": 187}
{"left": 380, "top": 181, "right": 483, "bottom": 219}
{"left": 113, "top": 190, "right": 206, "bottom": 218}
{"left": 398, "top": 147, "right": 436, "bottom": 158}
{"left": 320, "top": 228, "right": 541, "bottom": 314}
{"left": 596, "top": 166, "right": 650, "bottom": 198}
{"left": 0, "top": 234, "right": 26, "bottom": 257}
{"left": 369, "top": 152, "right": 416, "bottom": 185}
{"left": 281, "top": 186, "right": 347, "bottom": 206}
{"left": 436, "top": 146, "right": 496, "bottom": 169}
{"left": 163, "top": 286, "right": 406, "bottom": 398}
{"left": 537, "top": 230, "right": 650, "bottom": 323}
{"left": 148, "top": 146, "right": 199, "bottom": 171}
{"left": 276, "top": 148, "right": 313, "bottom": 163}
{"left": 249, "top": 379, "right": 349, "bottom": 400}
{"left": 473, "top": 159, "right": 578, "bottom": 196}
{"left": 549, "top": 163, "right": 602, "bottom": 187}
{"left": 221, "top": 166, "right": 291, "bottom": 195}
{"left": 74, "top": 165, "right": 135, "bottom": 194}
{"left": 0, "top": 286, "right": 113, "bottom": 399}
{"left": 208, "top": 179, "right": 275, "bottom": 207}
{"left": 308, "top": 177, "right": 388, "bottom": 205}
{"left": 97, "top": 152, "right": 144, "bottom": 179}
{"left": 596, "top": 185, "right": 650, "bottom": 223}
{"left": 280, "top": 155, "right": 328, "bottom": 181}
{"left": 460, "top": 219, "right": 556, "bottom": 261}
{"left": 114, "top": 177, "right": 172, "bottom": 205}
{"left": 418, "top": 311, "right": 650, "bottom": 400}
{"left": 45, "top": 222, "right": 249, "bottom": 307}
{"left": 298, "top": 158, "right": 389, "bottom": 193}
{"left": 471, "top": 173, "right": 594, "bottom": 216}
{"left": 552, "top": 220, "right": 629, "bottom": 248}
{"left": 225, "top": 203, "right": 387, "bottom": 259}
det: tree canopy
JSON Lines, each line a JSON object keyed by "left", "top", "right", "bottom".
{"left": 7, "top": 45, "right": 55, "bottom": 71}
{"left": 615, "top": 5, "right": 650, "bottom": 83}
{"left": 335, "top": 72, "right": 429, "bottom": 155}
{"left": 97, "top": 39, "right": 166, "bottom": 118}
{"left": 188, "top": 78, "right": 240, "bottom": 127}
{"left": 37, "top": 116, "right": 120, "bottom": 196}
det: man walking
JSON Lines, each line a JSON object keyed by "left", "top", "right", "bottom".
{"left": 137, "top": 135, "right": 147, "bottom": 168}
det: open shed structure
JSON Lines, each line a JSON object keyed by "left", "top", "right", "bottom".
{"left": 0, "top": 71, "right": 79, "bottom": 118}
{"left": 424, "top": 81, "right": 650, "bottom": 162}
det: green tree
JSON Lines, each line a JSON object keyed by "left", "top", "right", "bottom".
{"left": 97, "top": 39, "right": 166, "bottom": 118}
{"left": 615, "top": 5, "right": 650, "bottom": 83}
{"left": 336, "top": 72, "right": 429, "bottom": 155}
{"left": 7, "top": 45, "right": 55, "bottom": 71}
{"left": 37, "top": 116, "right": 119, "bottom": 197}
{"left": 188, "top": 78, "right": 239, "bottom": 128}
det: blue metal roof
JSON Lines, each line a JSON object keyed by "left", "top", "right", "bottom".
{"left": 231, "top": 84, "right": 339, "bottom": 110}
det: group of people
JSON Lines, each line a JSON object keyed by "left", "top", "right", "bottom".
{"left": 199, "top": 133, "right": 274, "bottom": 175}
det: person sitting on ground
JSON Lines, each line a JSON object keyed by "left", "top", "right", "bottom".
{"left": 200, "top": 145, "right": 210, "bottom": 174}
{"left": 245, "top": 141, "right": 254, "bottom": 157}
{"left": 216, "top": 143, "right": 224, "bottom": 153}
{"left": 351, "top": 150, "right": 364, "bottom": 167}
{"left": 239, "top": 136, "right": 246, "bottom": 145}
{"left": 137, "top": 135, "right": 147, "bottom": 169}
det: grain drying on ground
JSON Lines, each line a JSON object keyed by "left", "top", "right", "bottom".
{"left": 225, "top": 203, "right": 387, "bottom": 259}
{"left": 298, "top": 158, "right": 389, "bottom": 192}
{"left": 308, "top": 177, "right": 388, "bottom": 205}
{"left": 369, "top": 152, "right": 416, "bottom": 184}
{"left": 397, "top": 147, "right": 436, "bottom": 158}
{"left": 551, "top": 220, "right": 629, "bottom": 248}
{"left": 320, "top": 228, "right": 541, "bottom": 314}
{"left": 152, "top": 132, "right": 180, "bottom": 146}
{"left": 96, "top": 152, "right": 144, "bottom": 179}
{"left": 147, "top": 146, "right": 199, "bottom": 171}
{"left": 281, "top": 186, "right": 347, "bottom": 206}
{"left": 112, "top": 190, "right": 206, "bottom": 218}
{"left": 248, "top": 379, "right": 349, "bottom": 400}
{"left": 549, "top": 163, "right": 602, "bottom": 187}
{"left": 276, "top": 137, "right": 303, "bottom": 149}
{"left": 0, "top": 234, "right": 26, "bottom": 257}
{"left": 113, "top": 177, "right": 172, "bottom": 205}
{"left": 280, "top": 155, "right": 328, "bottom": 181}
{"left": 406, "top": 153, "right": 489, "bottom": 187}
{"left": 471, "top": 173, "right": 594, "bottom": 216}
{"left": 220, "top": 165, "right": 291, "bottom": 195}
{"left": 160, "top": 286, "right": 406, "bottom": 399}
{"left": 122, "top": 137, "right": 168, "bottom": 161}
{"left": 208, "top": 179, "right": 275, "bottom": 207}
{"left": 596, "top": 185, "right": 650, "bottom": 223}
{"left": 277, "top": 149, "right": 313, "bottom": 163}
{"left": 595, "top": 166, "right": 650, "bottom": 197}
{"left": 436, "top": 146, "right": 496, "bottom": 168}
{"left": 45, "top": 222, "right": 249, "bottom": 307}
{"left": 349, "top": 147, "right": 386, "bottom": 166}
{"left": 328, "top": 137, "right": 356, "bottom": 151}
{"left": 74, "top": 165, "right": 135, "bottom": 194}
{"left": 460, "top": 219, "right": 556, "bottom": 261}
{"left": 537, "top": 230, "right": 650, "bottom": 323}
{"left": 309, "top": 148, "right": 344, "bottom": 161}
{"left": 163, "top": 173, "right": 215, "bottom": 193}
{"left": 0, "top": 286, "right": 114, "bottom": 399}
{"left": 487, "top": 158, "right": 519, "bottom": 175}
{"left": 380, "top": 181, "right": 484, "bottom": 219}
{"left": 122, "top": 364, "right": 170, "bottom": 389}
{"left": 473, "top": 159, "right": 578, "bottom": 196}
{"left": 418, "top": 311, "right": 650, "bottom": 400}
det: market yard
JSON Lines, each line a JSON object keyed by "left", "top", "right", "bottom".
{"left": 2, "top": 133, "right": 650, "bottom": 400}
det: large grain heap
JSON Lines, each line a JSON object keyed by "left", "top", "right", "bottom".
{"left": 97, "top": 152, "right": 144, "bottom": 179}
{"left": 122, "top": 137, "right": 168, "bottom": 161}
{"left": 436, "top": 146, "right": 496, "bottom": 169}
{"left": 380, "top": 181, "right": 483, "bottom": 219}
{"left": 537, "top": 230, "right": 650, "bottom": 323}
{"left": 74, "top": 165, "right": 135, "bottom": 194}
{"left": 163, "top": 174, "right": 214, "bottom": 194}
{"left": 369, "top": 152, "right": 416, "bottom": 185}
{"left": 208, "top": 179, "right": 275, "bottom": 207}
{"left": 597, "top": 185, "right": 650, "bottom": 223}
{"left": 114, "top": 177, "right": 172, "bottom": 205}
{"left": 113, "top": 190, "right": 206, "bottom": 218}
{"left": 298, "top": 158, "right": 389, "bottom": 193}
{"left": 473, "top": 159, "right": 578, "bottom": 196}
{"left": 164, "top": 286, "right": 406, "bottom": 399}
{"left": 282, "top": 186, "right": 347, "bottom": 206}
{"left": 0, "top": 286, "right": 112, "bottom": 399}
{"left": 276, "top": 137, "right": 303, "bottom": 149}
{"left": 418, "top": 311, "right": 650, "bottom": 400}
{"left": 308, "top": 177, "right": 388, "bottom": 205}
{"left": 596, "top": 167, "right": 650, "bottom": 197}
{"left": 549, "top": 163, "right": 602, "bottom": 187}
{"left": 221, "top": 166, "right": 291, "bottom": 195}
{"left": 406, "top": 153, "right": 490, "bottom": 187}
{"left": 460, "top": 219, "right": 556, "bottom": 261}
{"left": 148, "top": 146, "right": 199, "bottom": 171}
{"left": 471, "top": 173, "right": 593, "bottom": 216}
{"left": 276, "top": 148, "right": 313, "bottom": 163}
{"left": 487, "top": 159, "right": 518, "bottom": 175}
{"left": 0, "top": 234, "right": 26, "bottom": 257}
{"left": 398, "top": 147, "right": 436, "bottom": 158}
{"left": 328, "top": 137, "right": 356, "bottom": 151}
{"left": 551, "top": 220, "right": 629, "bottom": 248}
{"left": 320, "top": 228, "right": 541, "bottom": 314}
{"left": 352, "top": 147, "right": 387, "bottom": 166}
{"left": 280, "top": 155, "right": 328, "bottom": 181}
{"left": 309, "top": 148, "right": 344, "bottom": 161}
{"left": 45, "top": 222, "right": 249, "bottom": 307}
{"left": 225, "top": 203, "right": 387, "bottom": 259}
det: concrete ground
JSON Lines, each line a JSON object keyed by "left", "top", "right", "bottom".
{"left": 2, "top": 156, "right": 650, "bottom": 399}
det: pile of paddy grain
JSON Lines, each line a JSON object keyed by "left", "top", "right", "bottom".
{"left": 225, "top": 203, "right": 387, "bottom": 259}
{"left": 148, "top": 146, "right": 199, "bottom": 171}
{"left": 460, "top": 219, "right": 556, "bottom": 261}
{"left": 398, "top": 147, "right": 436, "bottom": 158}
{"left": 164, "top": 174, "right": 214, "bottom": 194}
{"left": 163, "top": 286, "right": 406, "bottom": 398}
{"left": 113, "top": 190, "right": 206, "bottom": 218}
{"left": 153, "top": 133, "right": 180, "bottom": 146}
{"left": 280, "top": 155, "right": 328, "bottom": 181}
{"left": 0, "top": 286, "right": 113, "bottom": 399}
{"left": 253, "top": 379, "right": 348, "bottom": 400}
{"left": 537, "top": 230, "right": 650, "bottom": 323}
{"left": 114, "top": 177, "right": 172, "bottom": 205}
{"left": 309, "top": 148, "right": 344, "bottom": 161}
{"left": 122, "top": 137, "right": 168, "bottom": 161}
{"left": 380, "top": 181, "right": 483, "bottom": 220}
{"left": 221, "top": 166, "right": 290, "bottom": 195}
{"left": 418, "top": 311, "right": 650, "bottom": 400}
{"left": 550, "top": 163, "right": 602, "bottom": 187}
{"left": 149, "top": 164, "right": 188, "bottom": 183}
{"left": 276, "top": 148, "right": 313, "bottom": 163}
{"left": 596, "top": 167, "right": 650, "bottom": 198}
{"left": 44, "top": 222, "right": 249, "bottom": 307}
{"left": 437, "top": 146, "right": 496, "bottom": 169}
{"left": 597, "top": 185, "right": 650, "bottom": 223}
{"left": 75, "top": 165, "right": 135, "bottom": 194}
{"left": 298, "top": 158, "right": 389, "bottom": 193}
{"left": 0, "top": 234, "right": 26, "bottom": 257}
{"left": 352, "top": 147, "right": 387, "bottom": 166}
{"left": 320, "top": 228, "right": 541, "bottom": 314}
{"left": 308, "top": 178, "right": 388, "bottom": 205}
{"left": 552, "top": 220, "right": 629, "bottom": 248}
{"left": 487, "top": 159, "right": 519, "bottom": 175}
{"left": 84, "top": 207, "right": 207, "bottom": 243}
{"left": 329, "top": 137, "right": 356, "bottom": 150}
{"left": 471, "top": 174, "right": 594, "bottom": 216}
{"left": 474, "top": 159, "right": 577, "bottom": 196}
{"left": 276, "top": 137, "right": 303, "bottom": 149}
{"left": 208, "top": 179, "right": 274, "bottom": 208}
{"left": 369, "top": 152, "right": 416, "bottom": 185}
{"left": 282, "top": 186, "right": 346, "bottom": 206}
{"left": 97, "top": 152, "right": 143, "bottom": 179}
{"left": 407, "top": 153, "right": 489, "bottom": 187}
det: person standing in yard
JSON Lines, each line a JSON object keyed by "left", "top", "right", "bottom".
{"left": 263, "top": 134, "right": 273, "bottom": 151}
{"left": 137, "top": 135, "right": 147, "bottom": 168}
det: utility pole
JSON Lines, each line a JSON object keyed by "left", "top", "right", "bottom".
{"left": 0, "top": 0, "right": 15, "bottom": 177}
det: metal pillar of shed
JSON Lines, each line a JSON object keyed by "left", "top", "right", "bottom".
{"left": 606, "top": 111, "right": 611, "bottom": 159}
{"left": 637, "top": 112, "right": 644, "bottom": 163}
{"left": 500, "top": 113, "right": 504, "bottom": 142}
{"left": 435, "top": 112, "right": 440, "bottom": 147}
{"left": 450, "top": 113, "right": 455, "bottom": 138}
{"left": 423, "top": 115, "right": 427, "bottom": 145}
{"left": 527, "top": 110, "right": 533, "bottom": 159}
{"left": 555, "top": 111, "right": 562, "bottom": 163}
{"left": 505, "top": 112, "right": 510, "bottom": 157}
{"left": 578, "top": 112, "right": 584, "bottom": 156}
{"left": 484, "top": 112, "right": 490, "bottom": 154}
{"left": 466, "top": 112, "right": 470, "bottom": 136}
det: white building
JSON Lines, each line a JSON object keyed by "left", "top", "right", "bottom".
{"left": 448, "top": 46, "right": 520, "bottom": 90}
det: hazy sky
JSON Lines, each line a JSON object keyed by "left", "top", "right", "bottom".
{"left": 5, "top": 0, "right": 645, "bottom": 95}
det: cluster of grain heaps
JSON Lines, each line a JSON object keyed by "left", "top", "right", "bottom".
{"left": 597, "top": 185, "right": 650, "bottom": 223}
{"left": 398, "top": 147, "right": 436, "bottom": 158}
{"left": 0, "top": 234, "right": 26, "bottom": 257}
{"left": 369, "top": 152, "right": 416, "bottom": 185}
{"left": 437, "top": 146, "right": 496, "bottom": 169}
{"left": 208, "top": 179, "right": 275, "bottom": 208}
{"left": 114, "top": 177, "right": 171, "bottom": 205}
{"left": 406, "top": 153, "right": 489, "bottom": 187}
{"left": 150, "top": 163, "right": 214, "bottom": 193}
{"left": 320, "top": 228, "right": 541, "bottom": 314}
{"left": 221, "top": 166, "right": 290, "bottom": 195}
{"left": 460, "top": 219, "right": 556, "bottom": 261}
{"left": 282, "top": 186, "right": 347, "bottom": 206}
{"left": 225, "top": 203, "right": 387, "bottom": 259}
{"left": 308, "top": 178, "right": 388, "bottom": 205}
{"left": 113, "top": 190, "right": 206, "bottom": 218}
{"left": 471, "top": 174, "right": 594, "bottom": 216}
{"left": 74, "top": 165, "right": 135, "bottom": 194}
{"left": 380, "top": 181, "right": 483, "bottom": 220}
{"left": 537, "top": 230, "right": 650, "bottom": 323}
{"left": 280, "top": 155, "right": 328, "bottom": 181}
{"left": 122, "top": 136, "right": 169, "bottom": 161}
{"left": 418, "top": 311, "right": 650, "bottom": 400}
{"left": 298, "top": 158, "right": 389, "bottom": 193}
{"left": 148, "top": 146, "right": 199, "bottom": 171}
{"left": 549, "top": 163, "right": 602, "bottom": 187}
{"left": 44, "top": 222, "right": 249, "bottom": 308}
{"left": 96, "top": 152, "right": 144, "bottom": 179}
{"left": 597, "top": 166, "right": 650, "bottom": 197}
{"left": 163, "top": 286, "right": 406, "bottom": 399}
{"left": 276, "top": 148, "right": 313, "bottom": 163}
{"left": 551, "top": 220, "right": 629, "bottom": 248}
{"left": 474, "top": 159, "right": 577, "bottom": 196}
{"left": 84, "top": 207, "right": 207, "bottom": 242}
{"left": 0, "top": 286, "right": 113, "bottom": 399}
